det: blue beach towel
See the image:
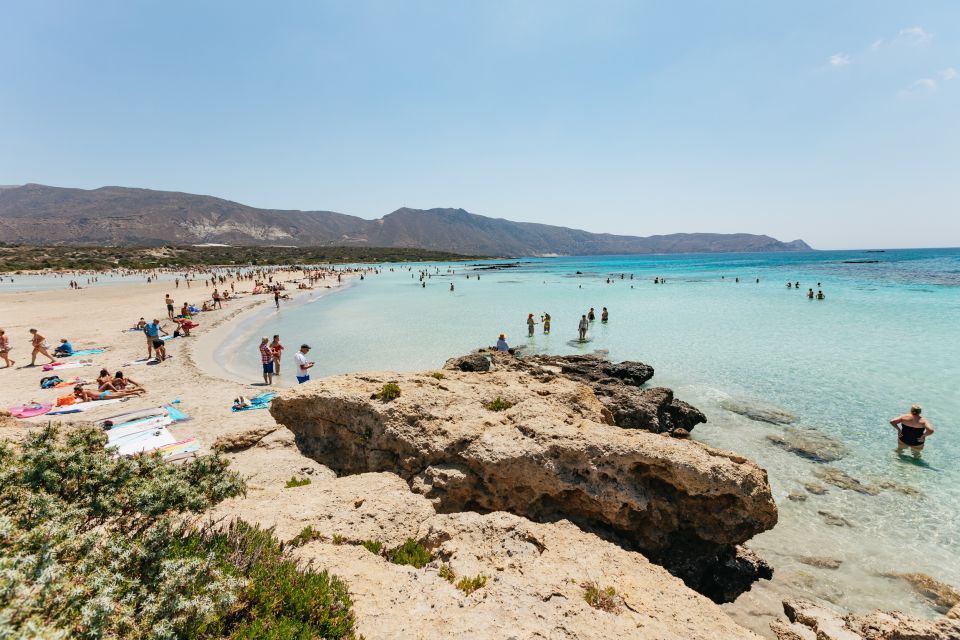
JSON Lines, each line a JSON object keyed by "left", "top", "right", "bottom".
{"left": 232, "top": 392, "right": 276, "bottom": 412}
{"left": 64, "top": 348, "right": 106, "bottom": 357}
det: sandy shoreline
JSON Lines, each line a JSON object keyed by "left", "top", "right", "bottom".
{"left": 0, "top": 271, "right": 351, "bottom": 450}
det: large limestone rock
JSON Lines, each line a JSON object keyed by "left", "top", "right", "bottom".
{"left": 766, "top": 426, "right": 849, "bottom": 463}
{"left": 293, "top": 511, "right": 763, "bottom": 640}
{"left": 444, "top": 352, "right": 705, "bottom": 435}
{"left": 772, "top": 599, "right": 960, "bottom": 640}
{"left": 270, "top": 369, "right": 778, "bottom": 601}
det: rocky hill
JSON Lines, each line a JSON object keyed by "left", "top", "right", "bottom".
{"left": 0, "top": 184, "right": 812, "bottom": 255}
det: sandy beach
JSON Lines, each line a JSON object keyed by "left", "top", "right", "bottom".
{"left": 0, "top": 272, "right": 347, "bottom": 447}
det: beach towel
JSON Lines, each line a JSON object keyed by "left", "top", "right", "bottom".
{"left": 48, "top": 398, "right": 122, "bottom": 415}
{"left": 40, "top": 376, "right": 63, "bottom": 389}
{"left": 106, "top": 416, "right": 175, "bottom": 442}
{"left": 62, "top": 348, "right": 106, "bottom": 357}
{"left": 231, "top": 392, "right": 276, "bottom": 412}
{"left": 56, "top": 395, "right": 76, "bottom": 407}
{"left": 110, "top": 428, "right": 177, "bottom": 456}
{"left": 9, "top": 403, "right": 53, "bottom": 418}
{"left": 43, "top": 361, "right": 94, "bottom": 371}
{"left": 160, "top": 335, "right": 176, "bottom": 342}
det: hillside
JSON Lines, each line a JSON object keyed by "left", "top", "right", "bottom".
{"left": 0, "top": 184, "right": 812, "bottom": 255}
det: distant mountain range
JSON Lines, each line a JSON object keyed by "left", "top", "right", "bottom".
{"left": 0, "top": 184, "right": 812, "bottom": 255}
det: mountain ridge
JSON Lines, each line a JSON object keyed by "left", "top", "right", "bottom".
{"left": 0, "top": 184, "right": 813, "bottom": 255}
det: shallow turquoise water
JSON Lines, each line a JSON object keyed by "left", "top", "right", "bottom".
{"left": 226, "top": 249, "right": 959, "bottom": 625}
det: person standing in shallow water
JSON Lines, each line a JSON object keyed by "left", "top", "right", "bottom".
{"left": 578, "top": 315, "right": 589, "bottom": 342}
{"left": 890, "top": 404, "right": 934, "bottom": 457}
{"left": 527, "top": 313, "right": 536, "bottom": 336}
{"left": 601, "top": 307, "right": 609, "bottom": 323}
{"left": 587, "top": 308, "right": 595, "bottom": 322}
{"left": 542, "top": 313, "right": 551, "bottom": 334}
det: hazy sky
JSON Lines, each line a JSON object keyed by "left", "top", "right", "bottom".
{"left": 2, "top": 1, "right": 958, "bottom": 249}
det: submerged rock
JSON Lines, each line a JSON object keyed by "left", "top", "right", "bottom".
{"left": 772, "top": 599, "right": 960, "bottom": 640}
{"left": 813, "top": 467, "right": 880, "bottom": 496}
{"left": 797, "top": 556, "right": 843, "bottom": 570}
{"left": 721, "top": 398, "right": 798, "bottom": 425}
{"left": 271, "top": 368, "right": 778, "bottom": 602}
{"left": 787, "top": 491, "right": 808, "bottom": 502}
{"left": 887, "top": 573, "right": 960, "bottom": 614}
{"left": 818, "top": 511, "right": 853, "bottom": 527}
{"left": 804, "top": 482, "right": 829, "bottom": 495}
{"left": 766, "top": 427, "right": 849, "bottom": 463}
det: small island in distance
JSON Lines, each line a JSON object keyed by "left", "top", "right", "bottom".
{"left": 0, "top": 184, "right": 812, "bottom": 256}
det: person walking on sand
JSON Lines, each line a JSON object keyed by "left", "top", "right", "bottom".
{"left": 212, "top": 289, "right": 222, "bottom": 309}
{"left": 165, "top": 294, "right": 175, "bottom": 320}
{"left": 274, "top": 289, "right": 280, "bottom": 309}
{"left": 259, "top": 337, "right": 274, "bottom": 385}
{"left": 28, "top": 329, "right": 56, "bottom": 366}
{"left": 271, "top": 334, "right": 284, "bottom": 375}
{"left": 578, "top": 315, "right": 589, "bottom": 342}
{"left": 890, "top": 404, "right": 934, "bottom": 457}
{"left": 294, "top": 344, "right": 315, "bottom": 384}
{"left": 0, "top": 328, "right": 15, "bottom": 368}
{"left": 527, "top": 313, "right": 536, "bottom": 337}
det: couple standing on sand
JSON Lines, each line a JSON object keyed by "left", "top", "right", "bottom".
{"left": 260, "top": 336, "right": 314, "bottom": 385}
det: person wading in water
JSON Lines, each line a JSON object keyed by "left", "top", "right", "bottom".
{"left": 890, "top": 404, "right": 935, "bottom": 457}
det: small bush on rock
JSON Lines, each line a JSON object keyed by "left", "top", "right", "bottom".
{"left": 290, "top": 525, "right": 325, "bottom": 547}
{"left": 485, "top": 397, "right": 514, "bottom": 412}
{"left": 378, "top": 383, "right": 402, "bottom": 401}
{"left": 430, "top": 372, "right": 445, "bottom": 380}
{"left": 285, "top": 476, "right": 312, "bottom": 488}
{"left": 582, "top": 581, "right": 622, "bottom": 613}
{"left": 438, "top": 565, "right": 456, "bottom": 583}
{"left": 456, "top": 575, "right": 487, "bottom": 595}
{"left": 361, "top": 540, "right": 384, "bottom": 555}
{"left": 387, "top": 539, "right": 433, "bottom": 568}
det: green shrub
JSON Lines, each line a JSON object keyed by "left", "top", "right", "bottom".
{"left": 332, "top": 534, "right": 345, "bottom": 545}
{"left": 456, "top": 574, "right": 487, "bottom": 595}
{"left": 430, "top": 372, "right": 445, "bottom": 380}
{"left": 581, "top": 581, "right": 622, "bottom": 613}
{"left": 378, "top": 383, "right": 402, "bottom": 401}
{"left": 387, "top": 539, "right": 433, "bottom": 568}
{"left": 285, "top": 476, "right": 312, "bottom": 488}
{"left": 485, "top": 397, "right": 514, "bottom": 412}
{"left": 0, "top": 425, "right": 358, "bottom": 639}
{"left": 361, "top": 540, "right": 384, "bottom": 555}
{"left": 290, "top": 525, "right": 325, "bottom": 547}
{"left": 438, "top": 564, "right": 456, "bottom": 583}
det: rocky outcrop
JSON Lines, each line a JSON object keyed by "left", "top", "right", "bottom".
{"left": 886, "top": 573, "right": 960, "bottom": 614}
{"left": 772, "top": 599, "right": 960, "bottom": 640}
{"left": 213, "top": 425, "right": 279, "bottom": 451}
{"left": 270, "top": 368, "right": 778, "bottom": 602}
{"left": 443, "top": 352, "right": 705, "bottom": 435}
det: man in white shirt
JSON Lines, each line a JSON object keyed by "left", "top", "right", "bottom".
{"left": 294, "top": 344, "right": 315, "bottom": 384}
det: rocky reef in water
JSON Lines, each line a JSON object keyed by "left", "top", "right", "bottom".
{"left": 269, "top": 352, "right": 777, "bottom": 603}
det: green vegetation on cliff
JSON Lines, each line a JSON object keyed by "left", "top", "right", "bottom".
{"left": 0, "top": 243, "right": 475, "bottom": 272}
{"left": 0, "top": 425, "right": 358, "bottom": 639}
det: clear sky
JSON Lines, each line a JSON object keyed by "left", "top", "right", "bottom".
{"left": 1, "top": 1, "right": 958, "bottom": 249}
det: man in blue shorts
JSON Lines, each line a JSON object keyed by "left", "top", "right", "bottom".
{"left": 295, "top": 344, "right": 315, "bottom": 384}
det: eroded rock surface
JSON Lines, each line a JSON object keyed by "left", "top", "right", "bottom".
{"left": 772, "top": 599, "right": 960, "bottom": 640}
{"left": 444, "top": 352, "right": 705, "bottom": 435}
{"left": 270, "top": 369, "right": 778, "bottom": 601}
{"left": 721, "top": 398, "right": 798, "bottom": 425}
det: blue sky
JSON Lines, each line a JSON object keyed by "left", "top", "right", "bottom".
{"left": 1, "top": 1, "right": 957, "bottom": 249}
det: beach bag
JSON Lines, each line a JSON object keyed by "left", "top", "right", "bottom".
{"left": 56, "top": 395, "right": 76, "bottom": 407}
{"left": 40, "top": 375, "right": 63, "bottom": 389}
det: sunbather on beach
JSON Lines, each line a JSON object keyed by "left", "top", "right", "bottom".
{"left": 29, "top": 329, "right": 56, "bottom": 366}
{"left": 112, "top": 371, "right": 142, "bottom": 391}
{"left": 53, "top": 339, "right": 74, "bottom": 357}
{"left": 73, "top": 384, "right": 144, "bottom": 402}
{"left": 96, "top": 368, "right": 117, "bottom": 391}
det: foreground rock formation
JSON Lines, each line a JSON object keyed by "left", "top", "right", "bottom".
{"left": 213, "top": 429, "right": 763, "bottom": 639}
{"left": 270, "top": 365, "right": 778, "bottom": 602}
{"left": 771, "top": 599, "right": 960, "bottom": 640}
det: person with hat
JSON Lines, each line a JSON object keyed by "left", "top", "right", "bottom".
{"left": 496, "top": 334, "right": 509, "bottom": 352}
{"left": 295, "top": 344, "right": 315, "bottom": 384}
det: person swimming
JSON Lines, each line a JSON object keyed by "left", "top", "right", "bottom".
{"left": 816, "top": 290, "right": 825, "bottom": 300}
{"left": 890, "top": 404, "right": 934, "bottom": 457}
{"left": 807, "top": 288, "right": 814, "bottom": 299}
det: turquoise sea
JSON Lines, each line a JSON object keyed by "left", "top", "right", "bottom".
{"left": 225, "top": 249, "right": 960, "bottom": 628}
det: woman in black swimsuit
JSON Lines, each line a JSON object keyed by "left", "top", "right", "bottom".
{"left": 890, "top": 404, "right": 934, "bottom": 457}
